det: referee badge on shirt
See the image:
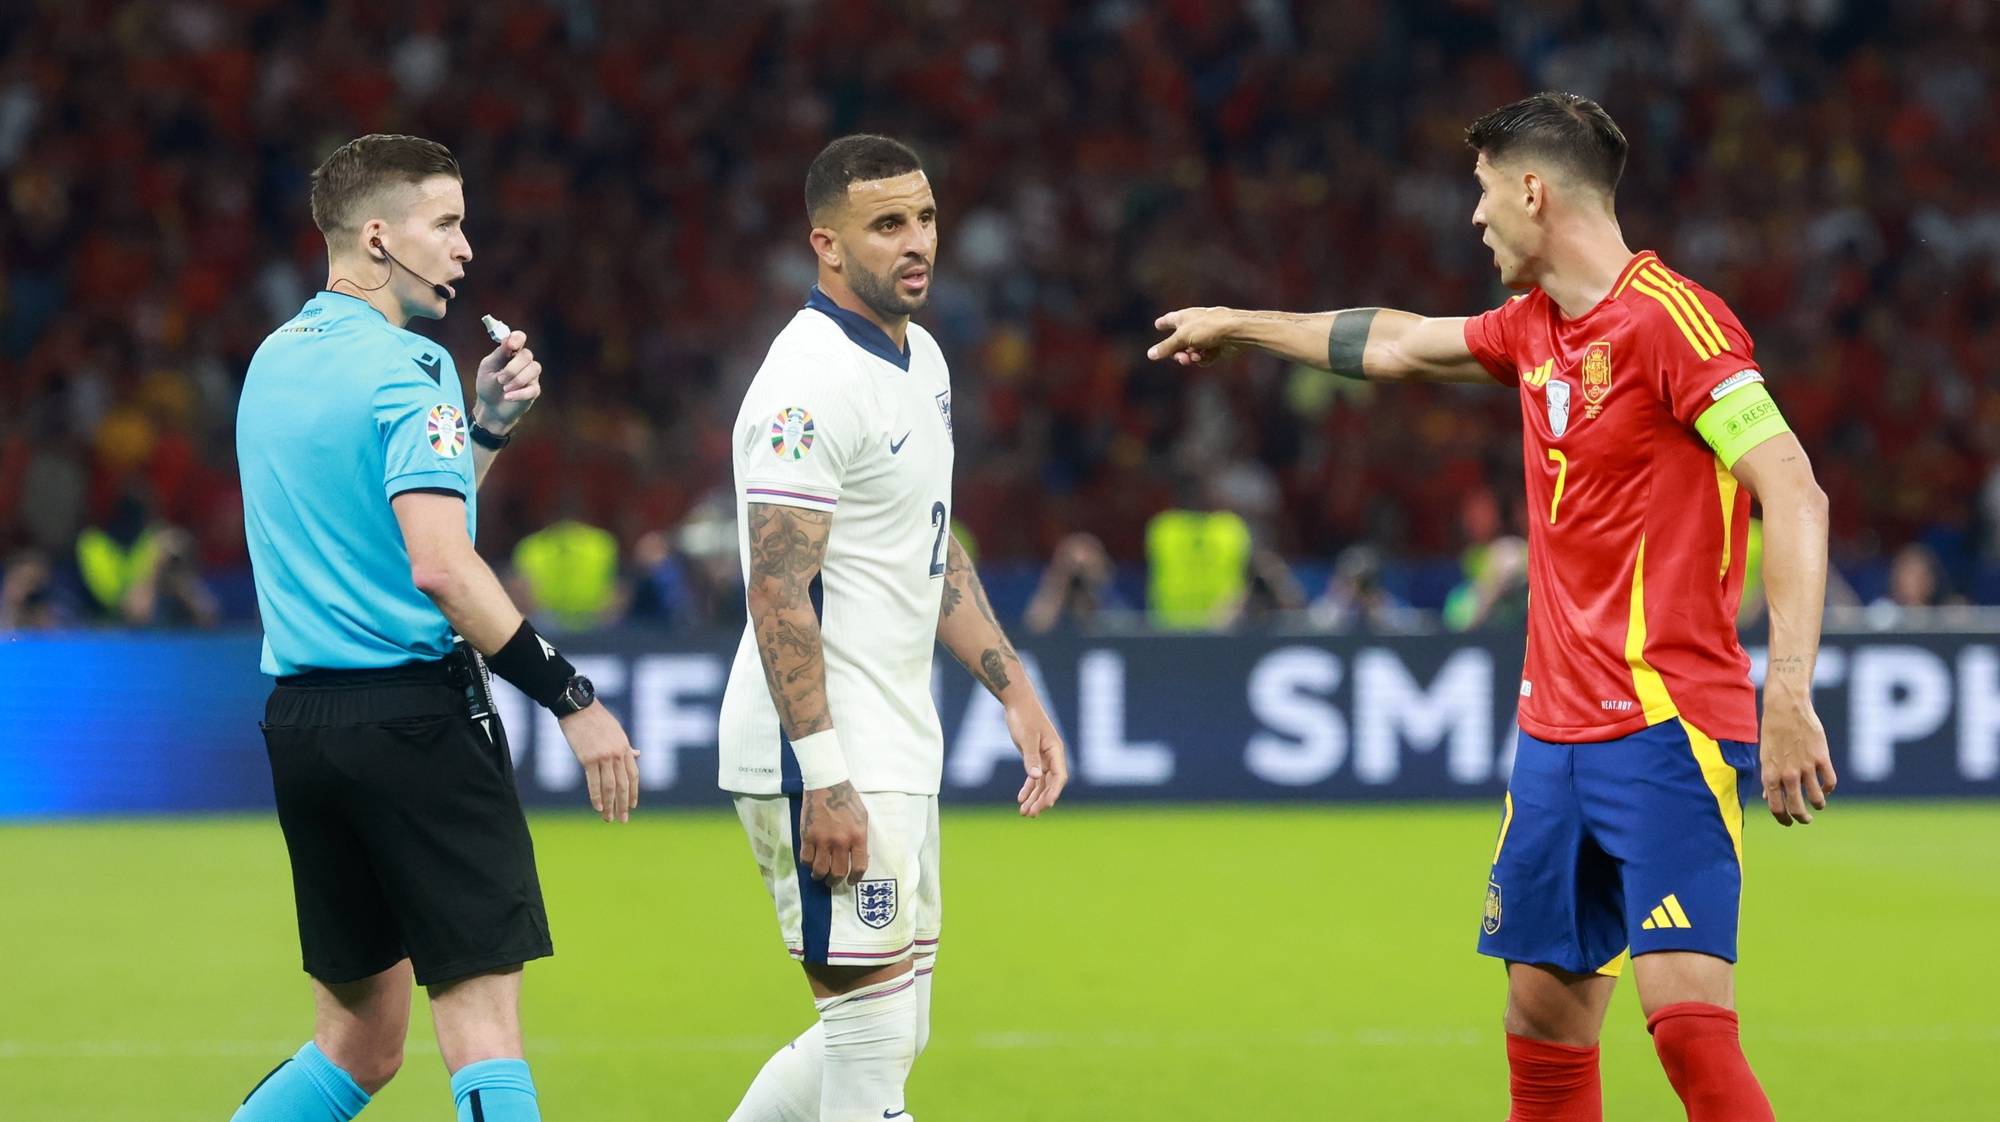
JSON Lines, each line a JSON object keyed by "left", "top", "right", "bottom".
{"left": 426, "top": 403, "right": 467, "bottom": 458}
{"left": 769, "top": 407, "right": 816, "bottom": 461}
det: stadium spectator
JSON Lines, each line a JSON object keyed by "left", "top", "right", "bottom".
{"left": 1233, "top": 546, "right": 1310, "bottom": 629}
{"left": 74, "top": 489, "right": 218, "bottom": 628}
{"left": 624, "top": 496, "right": 747, "bottom": 632}
{"left": 1864, "top": 541, "right": 1973, "bottom": 629}
{"left": 0, "top": 548, "right": 78, "bottom": 631}
{"left": 0, "top": 0, "right": 1994, "bottom": 621}
{"left": 1983, "top": 459, "right": 2000, "bottom": 563}
{"left": 1310, "top": 545, "right": 1424, "bottom": 633}
{"left": 510, "top": 517, "right": 622, "bottom": 633}
{"left": 623, "top": 529, "right": 699, "bottom": 630}
{"left": 1443, "top": 534, "right": 1530, "bottom": 634}
{"left": 1024, "top": 532, "right": 1131, "bottom": 634}
{"left": 1146, "top": 505, "right": 1252, "bottom": 631}
{"left": 11, "top": 433, "right": 89, "bottom": 558}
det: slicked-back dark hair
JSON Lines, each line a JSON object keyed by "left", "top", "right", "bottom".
{"left": 1466, "top": 92, "right": 1627, "bottom": 196}
{"left": 310, "top": 134, "right": 461, "bottom": 237}
{"left": 805, "top": 134, "right": 924, "bottom": 223}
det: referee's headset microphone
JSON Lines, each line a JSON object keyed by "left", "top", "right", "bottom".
{"left": 336, "top": 235, "right": 454, "bottom": 301}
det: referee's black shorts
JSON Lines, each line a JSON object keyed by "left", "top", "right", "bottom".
{"left": 261, "top": 660, "right": 552, "bottom": 987}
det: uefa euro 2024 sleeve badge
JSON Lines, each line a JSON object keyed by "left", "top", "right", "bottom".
{"left": 1483, "top": 880, "right": 1503, "bottom": 935}
{"left": 426, "top": 403, "right": 466, "bottom": 458}
{"left": 935, "top": 390, "right": 952, "bottom": 441}
{"left": 770, "top": 407, "right": 816, "bottom": 461}
{"left": 857, "top": 878, "right": 898, "bottom": 929}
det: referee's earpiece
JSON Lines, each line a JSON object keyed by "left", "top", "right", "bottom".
{"left": 367, "top": 235, "right": 454, "bottom": 300}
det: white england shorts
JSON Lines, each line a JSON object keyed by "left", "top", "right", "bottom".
{"left": 733, "top": 791, "right": 941, "bottom": 971}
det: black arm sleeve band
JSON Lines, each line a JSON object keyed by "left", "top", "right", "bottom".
{"left": 485, "top": 619, "right": 576, "bottom": 710}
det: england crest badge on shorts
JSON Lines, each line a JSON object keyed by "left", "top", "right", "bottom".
{"left": 1545, "top": 379, "right": 1572, "bottom": 438}
{"left": 1483, "top": 880, "right": 1503, "bottom": 935}
{"left": 856, "top": 878, "right": 898, "bottom": 929}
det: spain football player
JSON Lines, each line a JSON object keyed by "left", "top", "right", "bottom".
{"left": 1148, "top": 92, "right": 1834, "bottom": 1121}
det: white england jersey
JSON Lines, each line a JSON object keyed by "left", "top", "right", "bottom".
{"left": 718, "top": 287, "right": 955, "bottom": 796}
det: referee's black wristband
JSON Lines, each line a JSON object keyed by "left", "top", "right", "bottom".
{"left": 486, "top": 620, "right": 575, "bottom": 710}
{"left": 469, "top": 422, "right": 512, "bottom": 450}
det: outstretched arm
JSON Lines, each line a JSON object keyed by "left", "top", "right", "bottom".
{"left": 1148, "top": 306, "right": 1492, "bottom": 384}
{"left": 937, "top": 533, "right": 1069, "bottom": 816}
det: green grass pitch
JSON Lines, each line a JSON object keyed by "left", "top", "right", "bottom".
{"left": 5, "top": 803, "right": 1996, "bottom": 1119}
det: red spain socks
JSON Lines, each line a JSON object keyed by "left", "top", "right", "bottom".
{"left": 1506, "top": 1033, "right": 1602, "bottom": 1121}
{"left": 1647, "top": 1002, "right": 1774, "bottom": 1121}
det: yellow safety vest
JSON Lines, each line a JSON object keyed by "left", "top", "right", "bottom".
{"left": 1145, "top": 509, "right": 1251, "bottom": 630}
{"left": 76, "top": 527, "right": 161, "bottom": 612}
{"left": 512, "top": 521, "right": 619, "bottom": 630}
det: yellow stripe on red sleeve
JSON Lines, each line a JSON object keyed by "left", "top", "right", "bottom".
{"left": 1611, "top": 251, "right": 1657, "bottom": 297}
{"left": 1629, "top": 272, "right": 1722, "bottom": 361}
{"left": 1642, "top": 265, "right": 1729, "bottom": 355}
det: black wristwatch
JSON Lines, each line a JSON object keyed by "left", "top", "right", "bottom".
{"left": 469, "top": 421, "right": 512, "bottom": 450}
{"left": 552, "top": 674, "right": 595, "bottom": 717}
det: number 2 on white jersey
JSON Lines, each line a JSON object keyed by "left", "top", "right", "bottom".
{"left": 928, "top": 501, "right": 948, "bottom": 577}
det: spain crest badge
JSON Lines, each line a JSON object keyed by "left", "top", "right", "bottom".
{"left": 1581, "top": 341, "right": 1612, "bottom": 418}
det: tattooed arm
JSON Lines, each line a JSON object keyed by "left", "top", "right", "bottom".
{"left": 937, "top": 533, "right": 1025, "bottom": 700}
{"left": 1146, "top": 306, "right": 1491, "bottom": 384}
{"left": 745, "top": 502, "right": 834, "bottom": 740}
{"left": 937, "top": 533, "right": 1069, "bottom": 816}
{"left": 745, "top": 501, "right": 868, "bottom": 880}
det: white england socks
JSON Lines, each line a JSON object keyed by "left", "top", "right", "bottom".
{"left": 817, "top": 971, "right": 918, "bottom": 1122}
{"left": 912, "top": 958, "right": 934, "bottom": 1058}
{"left": 727, "top": 1023, "right": 823, "bottom": 1122}
{"left": 729, "top": 965, "right": 930, "bottom": 1122}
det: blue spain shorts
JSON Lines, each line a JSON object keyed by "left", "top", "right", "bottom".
{"left": 1477, "top": 718, "right": 1755, "bottom": 975}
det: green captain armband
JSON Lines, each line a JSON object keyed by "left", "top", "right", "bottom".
{"left": 1694, "top": 379, "right": 1791, "bottom": 468}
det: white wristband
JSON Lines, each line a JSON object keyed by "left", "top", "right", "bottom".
{"left": 789, "top": 729, "right": 849, "bottom": 790}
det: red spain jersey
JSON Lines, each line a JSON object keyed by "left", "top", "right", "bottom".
{"left": 1464, "top": 251, "right": 1761, "bottom": 744}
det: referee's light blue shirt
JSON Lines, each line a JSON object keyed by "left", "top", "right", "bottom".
{"left": 237, "top": 291, "right": 477, "bottom": 676}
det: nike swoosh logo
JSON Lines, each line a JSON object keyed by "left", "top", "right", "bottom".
{"left": 414, "top": 353, "right": 443, "bottom": 384}
{"left": 889, "top": 430, "right": 912, "bottom": 454}
{"left": 883, "top": 1112, "right": 907, "bottom": 1119}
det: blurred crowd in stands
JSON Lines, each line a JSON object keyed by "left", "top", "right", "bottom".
{"left": 2, "top": 0, "right": 1996, "bottom": 635}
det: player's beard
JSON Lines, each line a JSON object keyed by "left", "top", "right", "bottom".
{"left": 848, "top": 259, "right": 930, "bottom": 322}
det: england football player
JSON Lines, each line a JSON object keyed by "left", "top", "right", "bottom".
{"left": 233, "top": 134, "right": 639, "bottom": 1122}
{"left": 1148, "top": 93, "right": 1834, "bottom": 1122}
{"left": 717, "top": 134, "right": 1070, "bottom": 1122}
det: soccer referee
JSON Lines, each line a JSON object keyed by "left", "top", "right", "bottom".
{"left": 230, "top": 134, "right": 638, "bottom": 1122}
